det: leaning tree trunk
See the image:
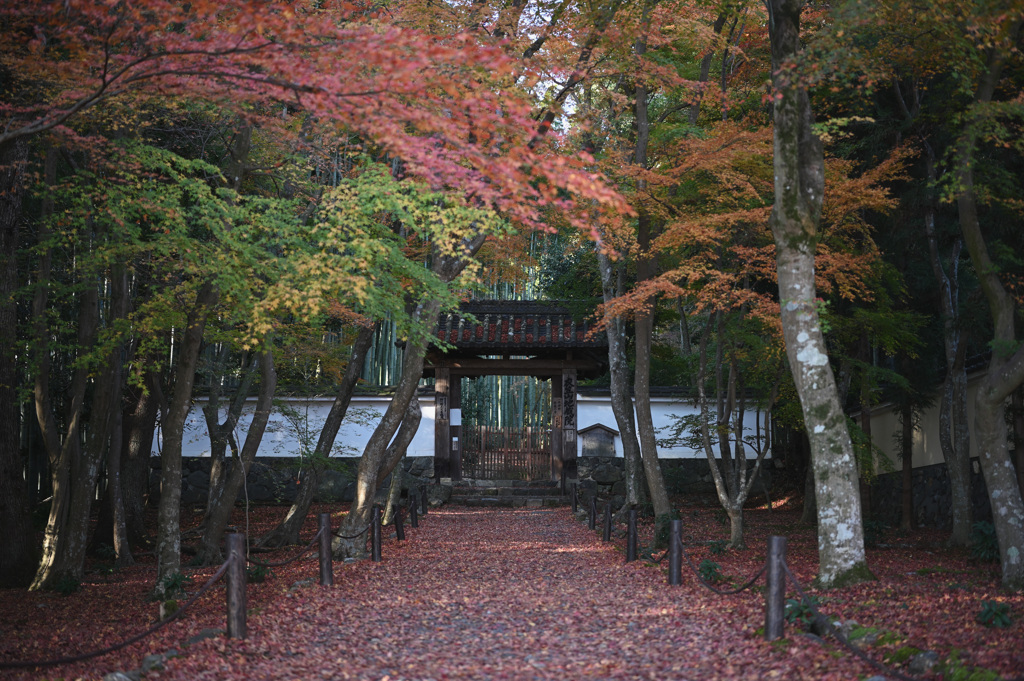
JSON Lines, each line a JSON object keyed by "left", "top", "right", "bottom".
{"left": 0, "top": 136, "right": 36, "bottom": 587}
{"left": 597, "top": 250, "right": 644, "bottom": 511}
{"left": 954, "top": 23, "right": 1024, "bottom": 587}
{"left": 201, "top": 348, "right": 257, "bottom": 531}
{"left": 195, "top": 349, "right": 277, "bottom": 564}
{"left": 380, "top": 400, "right": 423, "bottom": 526}
{"left": 154, "top": 282, "right": 219, "bottom": 595}
{"left": 769, "top": 0, "right": 870, "bottom": 588}
{"left": 260, "top": 323, "right": 376, "bottom": 547}
{"left": 333, "top": 232, "right": 488, "bottom": 560}
{"left": 333, "top": 304, "right": 440, "bottom": 560}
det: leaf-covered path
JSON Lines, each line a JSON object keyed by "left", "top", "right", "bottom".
{"left": 156, "top": 507, "right": 876, "bottom": 681}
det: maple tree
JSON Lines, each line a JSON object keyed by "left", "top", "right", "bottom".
{"left": 0, "top": 0, "right": 630, "bottom": 589}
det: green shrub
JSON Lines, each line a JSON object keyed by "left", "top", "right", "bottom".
{"left": 784, "top": 595, "right": 819, "bottom": 628}
{"left": 709, "top": 540, "right": 728, "bottom": 555}
{"left": 158, "top": 572, "right": 193, "bottom": 599}
{"left": 54, "top": 575, "right": 81, "bottom": 596}
{"left": 977, "top": 601, "right": 1012, "bottom": 629}
{"left": 969, "top": 522, "right": 1000, "bottom": 563}
{"left": 247, "top": 564, "right": 273, "bottom": 583}
{"left": 863, "top": 519, "right": 888, "bottom": 548}
{"left": 698, "top": 559, "right": 723, "bottom": 583}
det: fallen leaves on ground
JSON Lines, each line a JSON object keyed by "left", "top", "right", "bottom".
{"left": 1, "top": 501, "right": 1021, "bottom": 680}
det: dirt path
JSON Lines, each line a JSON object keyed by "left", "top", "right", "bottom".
{"left": 153, "top": 506, "right": 870, "bottom": 681}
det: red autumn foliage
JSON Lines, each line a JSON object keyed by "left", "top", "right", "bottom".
{"left": 1, "top": 501, "right": 1021, "bottom": 680}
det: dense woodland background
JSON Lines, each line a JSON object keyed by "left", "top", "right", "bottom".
{"left": 2, "top": 0, "right": 1024, "bottom": 598}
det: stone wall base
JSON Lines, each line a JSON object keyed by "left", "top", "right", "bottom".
{"left": 869, "top": 461, "right": 992, "bottom": 529}
{"left": 574, "top": 456, "right": 772, "bottom": 508}
{"left": 150, "top": 456, "right": 435, "bottom": 506}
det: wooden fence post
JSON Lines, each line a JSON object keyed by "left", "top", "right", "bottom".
{"left": 765, "top": 535, "right": 787, "bottom": 641}
{"left": 668, "top": 520, "right": 682, "bottom": 586}
{"left": 318, "top": 513, "right": 333, "bottom": 587}
{"left": 226, "top": 533, "right": 247, "bottom": 639}
{"left": 626, "top": 508, "right": 638, "bottom": 562}
{"left": 602, "top": 502, "right": 612, "bottom": 542}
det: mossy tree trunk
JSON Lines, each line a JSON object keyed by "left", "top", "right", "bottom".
{"left": 768, "top": 0, "right": 870, "bottom": 588}
{"left": 953, "top": 19, "right": 1024, "bottom": 588}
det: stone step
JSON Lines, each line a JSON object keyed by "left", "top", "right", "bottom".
{"left": 451, "top": 486, "right": 565, "bottom": 498}
{"left": 450, "top": 496, "right": 569, "bottom": 508}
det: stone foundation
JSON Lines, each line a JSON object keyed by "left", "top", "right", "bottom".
{"left": 869, "top": 461, "right": 992, "bottom": 528}
{"left": 151, "top": 456, "right": 434, "bottom": 506}
{"left": 574, "top": 456, "right": 771, "bottom": 507}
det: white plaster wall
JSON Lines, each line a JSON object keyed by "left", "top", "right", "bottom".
{"left": 577, "top": 395, "right": 768, "bottom": 459}
{"left": 159, "top": 392, "right": 769, "bottom": 461}
{"left": 156, "top": 395, "right": 436, "bottom": 459}
{"left": 858, "top": 370, "right": 985, "bottom": 470}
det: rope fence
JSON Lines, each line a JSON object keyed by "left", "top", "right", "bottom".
{"left": 0, "top": 510, "right": 357, "bottom": 670}
{"left": 570, "top": 486, "right": 1024, "bottom": 681}
{"left": 0, "top": 558, "right": 231, "bottom": 670}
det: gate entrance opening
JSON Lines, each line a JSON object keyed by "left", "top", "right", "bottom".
{"left": 425, "top": 301, "right": 608, "bottom": 483}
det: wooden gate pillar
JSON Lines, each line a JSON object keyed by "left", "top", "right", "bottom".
{"left": 551, "top": 375, "right": 563, "bottom": 481}
{"left": 450, "top": 375, "right": 462, "bottom": 481}
{"left": 434, "top": 367, "right": 451, "bottom": 481}
{"left": 562, "top": 369, "right": 578, "bottom": 482}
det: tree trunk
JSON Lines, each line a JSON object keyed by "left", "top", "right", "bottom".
{"left": 597, "top": 251, "right": 644, "bottom": 510}
{"left": 122, "top": 374, "right": 160, "bottom": 546}
{"left": 333, "top": 314, "right": 438, "bottom": 560}
{"left": 195, "top": 348, "right": 276, "bottom": 564}
{"left": 259, "top": 324, "right": 376, "bottom": 547}
{"left": 154, "top": 282, "right": 219, "bottom": 595}
{"left": 201, "top": 348, "right": 257, "bottom": 531}
{"left": 923, "top": 142, "right": 973, "bottom": 547}
{"left": 769, "top": 0, "right": 870, "bottom": 588}
{"left": 103, "top": 264, "right": 131, "bottom": 567}
{"left": 954, "top": 20, "right": 1024, "bottom": 588}
{"left": 31, "top": 147, "right": 109, "bottom": 591}
{"left": 0, "top": 136, "right": 36, "bottom": 587}
{"left": 1014, "top": 390, "right": 1024, "bottom": 499}
{"left": 800, "top": 456, "right": 817, "bottom": 524}
{"left": 900, "top": 400, "right": 915, "bottom": 533}
{"left": 631, "top": 2, "right": 671, "bottom": 521}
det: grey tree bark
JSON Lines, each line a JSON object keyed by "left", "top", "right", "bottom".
{"left": 597, "top": 251, "right": 644, "bottom": 511}
{"left": 195, "top": 348, "right": 277, "bottom": 564}
{"left": 768, "top": 0, "right": 871, "bottom": 587}
{"left": 630, "top": 2, "right": 671, "bottom": 522}
{"left": 30, "top": 148, "right": 111, "bottom": 591}
{"left": 697, "top": 311, "right": 777, "bottom": 548}
{"left": 259, "top": 323, "right": 376, "bottom": 547}
{"left": 333, "top": 317, "right": 437, "bottom": 560}
{"left": 200, "top": 347, "right": 257, "bottom": 530}
{"left": 953, "top": 18, "right": 1024, "bottom": 588}
{"left": 154, "top": 282, "right": 219, "bottom": 594}
{"left": 922, "top": 143, "right": 973, "bottom": 547}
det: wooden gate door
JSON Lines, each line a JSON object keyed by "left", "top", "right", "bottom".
{"left": 461, "top": 426, "right": 551, "bottom": 481}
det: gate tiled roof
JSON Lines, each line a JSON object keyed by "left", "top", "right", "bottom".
{"left": 434, "top": 300, "right": 605, "bottom": 350}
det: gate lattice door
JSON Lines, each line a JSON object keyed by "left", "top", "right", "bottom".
{"left": 461, "top": 426, "right": 551, "bottom": 480}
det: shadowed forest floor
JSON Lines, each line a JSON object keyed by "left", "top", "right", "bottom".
{"left": 1, "top": 502, "right": 1022, "bottom": 680}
